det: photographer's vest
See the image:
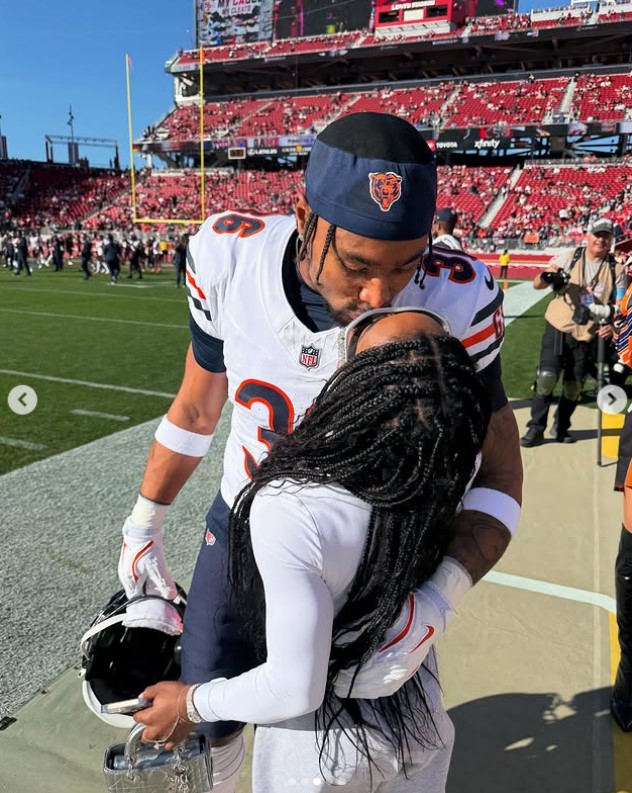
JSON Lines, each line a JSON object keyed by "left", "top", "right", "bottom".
{"left": 545, "top": 247, "right": 616, "bottom": 343}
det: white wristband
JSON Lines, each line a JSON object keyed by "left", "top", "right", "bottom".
{"left": 460, "top": 487, "right": 521, "bottom": 537}
{"left": 155, "top": 416, "right": 214, "bottom": 458}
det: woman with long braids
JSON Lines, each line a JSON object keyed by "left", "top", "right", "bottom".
{"left": 136, "top": 309, "right": 491, "bottom": 791}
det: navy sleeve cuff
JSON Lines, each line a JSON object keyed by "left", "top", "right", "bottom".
{"left": 477, "top": 355, "right": 508, "bottom": 413}
{"left": 189, "top": 315, "right": 226, "bottom": 373}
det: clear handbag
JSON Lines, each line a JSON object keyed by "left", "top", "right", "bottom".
{"left": 103, "top": 722, "right": 213, "bottom": 792}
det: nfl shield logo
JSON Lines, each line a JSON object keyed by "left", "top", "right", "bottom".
{"left": 300, "top": 344, "right": 320, "bottom": 369}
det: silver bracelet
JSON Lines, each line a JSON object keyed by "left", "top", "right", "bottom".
{"left": 186, "top": 684, "right": 204, "bottom": 724}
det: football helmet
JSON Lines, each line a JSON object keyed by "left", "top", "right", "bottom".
{"left": 80, "top": 585, "right": 187, "bottom": 727}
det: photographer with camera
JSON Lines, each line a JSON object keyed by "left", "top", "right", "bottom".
{"left": 521, "top": 218, "right": 626, "bottom": 447}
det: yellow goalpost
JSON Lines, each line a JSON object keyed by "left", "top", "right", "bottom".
{"left": 125, "top": 50, "right": 206, "bottom": 227}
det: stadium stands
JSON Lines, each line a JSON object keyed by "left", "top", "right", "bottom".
{"left": 489, "top": 163, "right": 632, "bottom": 245}
{"left": 144, "top": 66, "right": 632, "bottom": 146}
{"left": 571, "top": 73, "right": 632, "bottom": 122}
{"left": 437, "top": 165, "right": 513, "bottom": 237}
{"left": 10, "top": 165, "right": 129, "bottom": 229}
{"left": 444, "top": 77, "right": 568, "bottom": 128}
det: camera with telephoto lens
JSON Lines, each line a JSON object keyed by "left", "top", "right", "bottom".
{"left": 540, "top": 268, "right": 570, "bottom": 292}
{"left": 572, "top": 303, "right": 591, "bottom": 325}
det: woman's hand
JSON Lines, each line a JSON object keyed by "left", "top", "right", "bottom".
{"left": 133, "top": 681, "right": 195, "bottom": 750}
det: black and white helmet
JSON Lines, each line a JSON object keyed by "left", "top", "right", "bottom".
{"left": 79, "top": 586, "right": 187, "bottom": 727}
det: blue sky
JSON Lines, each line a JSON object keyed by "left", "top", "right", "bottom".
{"left": 0, "top": 0, "right": 562, "bottom": 166}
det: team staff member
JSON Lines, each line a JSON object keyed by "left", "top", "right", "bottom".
{"left": 80, "top": 235, "right": 92, "bottom": 280}
{"left": 432, "top": 207, "right": 462, "bottom": 250}
{"left": 116, "top": 113, "right": 522, "bottom": 791}
{"left": 135, "top": 318, "right": 491, "bottom": 790}
{"left": 16, "top": 233, "right": 31, "bottom": 276}
{"left": 174, "top": 233, "right": 188, "bottom": 288}
{"left": 104, "top": 234, "right": 122, "bottom": 285}
{"left": 521, "top": 218, "right": 626, "bottom": 447}
{"left": 499, "top": 249, "right": 510, "bottom": 280}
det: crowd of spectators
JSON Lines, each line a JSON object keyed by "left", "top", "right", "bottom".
{"left": 489, "top": 162, "right": 632, "bottom": 247}
{"left": 141, "top": 68, "right": 632, "bottom": 150}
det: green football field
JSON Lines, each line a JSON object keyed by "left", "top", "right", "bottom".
{"left": 0, "top": 265, "right": 190, "bottom": 474}
{"left": 0, "top": 268, "right": 546, "bottom": 475}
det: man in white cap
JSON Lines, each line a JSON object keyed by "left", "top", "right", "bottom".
{"left": 521, "top": 217, "right": 627, "bottom": 446}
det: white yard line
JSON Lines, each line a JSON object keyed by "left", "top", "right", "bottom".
{"left": 70, "top": 409, "right": 130, "bottom": 422}
{"left": 0, "top": 437, "right": 45, "bottom": 451}
{"left": 0, "top": 369, "right": 176, "bottom": 399}
{"left": 0, "top": 284, "right": 183, "bottom": 303}
{"left": 502, "top": 281, "right": 547, "bottom": 327}
{"left": 0, "top": 307, "right": 187, "bottom": 330}
{"left": 484, "top": 570, "right": 616, "bottom": 615}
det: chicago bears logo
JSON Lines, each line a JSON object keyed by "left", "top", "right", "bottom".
{"left": 368, "top": 172, "right": 403, "bottom": 213}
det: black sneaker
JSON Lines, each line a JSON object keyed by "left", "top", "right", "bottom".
{"left": 520, "top": 428, "right": 544, "bottom": 447}
{"left": 611, "top": 666, "right": 632, "bottom": 731}
{"left": 551, "top": 429, "right": 576, "bottom": 444}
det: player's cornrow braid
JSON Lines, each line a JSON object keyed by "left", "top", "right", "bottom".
{"left": 315, "top": 223, "right": 336, "bottom": 283}
{"left": 297, "top": 211, "right": 318, "bottom": 263}
{"left": 228, "top": 334, "right": 491, "bottom": 778}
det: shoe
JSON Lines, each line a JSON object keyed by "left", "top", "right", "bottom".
{"left": 611, "top": 665, "right": 632, "bottom": 731}
{"left": 550, "top": 428, "right": 575, "bottom": 443}
{"left": 520, "top": 428, "right": 544, "bottom": 447}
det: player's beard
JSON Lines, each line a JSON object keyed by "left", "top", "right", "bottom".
{"left": 323, "top": 298, "right": 371, "bottom": 327}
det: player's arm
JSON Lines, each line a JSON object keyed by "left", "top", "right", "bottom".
{"left": 138, "top": 344, "right": 227, "bottom": 505}
{"left": 118, "top": 220, "right": 229, "bottom": 630}
{"left": 448, "top": 400, "right": 521, "bottom": 582}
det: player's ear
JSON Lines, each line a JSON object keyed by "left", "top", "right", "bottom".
{"left": 294, "top": 192, "right": 311, "bottom": 237}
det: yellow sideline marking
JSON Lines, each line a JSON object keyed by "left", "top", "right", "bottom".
{"left": 610, "top": 611, "right": 632, "bottom": 792}
{"left": 602, "top": 413, "right": 625, "bottom": 462}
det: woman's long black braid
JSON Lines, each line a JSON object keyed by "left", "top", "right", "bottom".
{"left": 228, "top": 334, "right": 492, "bottom": 780}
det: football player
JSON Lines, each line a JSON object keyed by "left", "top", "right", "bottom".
{"left": 117, "top": 112, "right": 522, "bottom": 791}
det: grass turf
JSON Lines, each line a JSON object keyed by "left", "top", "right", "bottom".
{"left": 0, "top": 265, "right": 189, "bottom": 474}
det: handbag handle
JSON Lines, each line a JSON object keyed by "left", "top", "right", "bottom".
{"left": 124, "top": 722, "right": 147, "bottom": 769}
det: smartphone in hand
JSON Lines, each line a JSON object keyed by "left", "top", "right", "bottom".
{"left": 101, "top": 696, "right": 152, "bottom": 716}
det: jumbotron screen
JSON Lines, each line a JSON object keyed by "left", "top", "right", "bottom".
{"left": 273, "top": 0, "right": 373, "bottom": 39}
{"left": 469, "top": 0, "right": 515, "bottom": 16}
{"left": 197, "top": 0, "right": 274, "bottom": 45}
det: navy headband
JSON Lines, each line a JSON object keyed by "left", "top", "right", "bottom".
{"left": 305, "top": 113, "right": 437, "bottom": 241}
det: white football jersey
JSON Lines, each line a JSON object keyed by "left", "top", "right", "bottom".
{"left": 187, "top": 211, "right": 504, "bottom": 505}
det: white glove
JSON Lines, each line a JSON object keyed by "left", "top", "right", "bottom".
{"left": 118, "top": 495, "right": 181, "bottom": 636}
{"left": 333, "top": 558, "right": 471, "bottom": 700}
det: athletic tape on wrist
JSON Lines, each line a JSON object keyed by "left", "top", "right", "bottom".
{"left": 126, "top": 494, "right": 170, "bottom": 537}
{"left": 426, "top": 557, "right": 473, "bottom": 614}
{"left": 155, "top": 415, "right": 214, "bottom": 458}
{"left": 460, "top": 487, "right": 521, "bottom": 537}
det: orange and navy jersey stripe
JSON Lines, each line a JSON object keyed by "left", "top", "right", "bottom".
{"left": 614, "top": 282, "right": 632, "bottom": 368}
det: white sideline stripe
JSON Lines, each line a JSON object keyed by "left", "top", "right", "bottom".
{"left": 70, "top": 409, "right": 130, "bottom": 422}
{"left": 0, "top": 436, "right": 45, "bottom": 451}
{"left": 0, "top": 369, "right": 176, "bottom": 399}
{"left": 502, "top": 281, "right": 547, "bottom": 327}
{"left": 0, "top": 308, "right": 188, "bottom": 330}
{"left": 485, "top": 570, "right": 616, "bottom": 614}
{"left": 0, "top": 284, "right": 183, "bottom": 303}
